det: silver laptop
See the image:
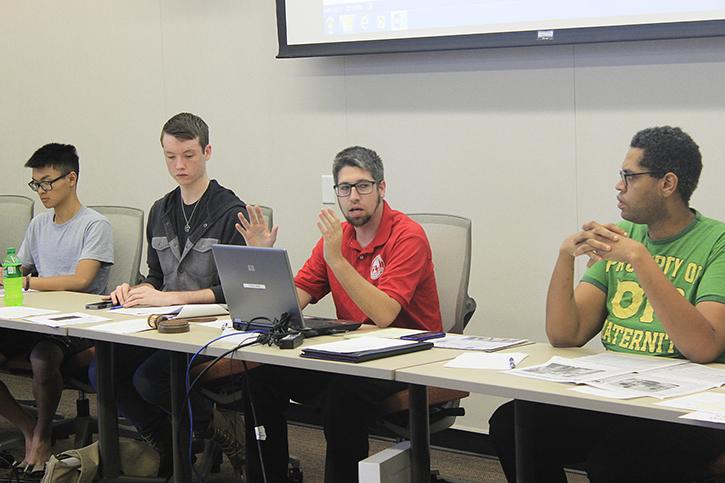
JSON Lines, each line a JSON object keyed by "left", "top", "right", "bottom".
{"left": 212, "top": 245, "right": 361, "bottom": 336}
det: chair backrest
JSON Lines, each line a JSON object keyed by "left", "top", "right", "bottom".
{"left": 0, "top": 195, "right": 35, "bottom": 255}
{"left": 258, "top": 205, "right": 273, "bottom": 231}
{"left": 89, "top": 205, "right": 144, "bottom": 293}
{"left": 408, "top": 213, "right": 476, "bottom": 334}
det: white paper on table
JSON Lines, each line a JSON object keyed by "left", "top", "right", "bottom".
{"left": 584, "top": 372, "right": 714, "bottom": 399}
{"left": 433, "top": 334, "right": 530, "bottom": 352}
{"left": 0, "top": 306, "right": 59, "bottom": 319}
{"left": 110, "top": 306, "right": 181, "bottom": 316}
{"left": 199, "top": 318, "right": 233, "bottom": 330}
{"left": 110, "top": 304, "right": 228, "bottom": 318}
{"left": 89, "top": 318, "right": 153, "bottom": 334}
{"left": 656, "top": 392, "right": 725, "bottom": 414}
{"left": 570, "top": 385, "right": 644, "bottom": 400}
{"left": 445, "top": 352, "right": 528, "bottom": 370}
{"left": 576, "top": 352, "right": 688, "bottom": 372}
{"left": 509, "top": 356, "right": 630, "bottom": 383}
{"left": 25, "top": 312, "right": 110, "bottom": 327}
{"left": 646, "top": 362, "right": 725, "bottom": 387}
{"left": 304, "top": 337, "right": 418, "bottom": 354}
{"left": 679, "top": 411, "right": 725, "bottom": 424}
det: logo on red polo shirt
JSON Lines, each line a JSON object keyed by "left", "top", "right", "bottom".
{"left": 370, "top": 254, "right": 385, "bottom": 280}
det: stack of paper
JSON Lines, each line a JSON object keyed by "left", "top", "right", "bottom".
{"left": 0, "top": 306, "right": 59, "bottom": 319}
{"left": 300, "top": 338, "right": 432, "bottom": 363}
{"left": 433, "top": 334, "right": 530, "bottom": 352}
{"left": 511, "top": 352, "right": 725, "bottom": 400}
{"left": 111, "top": 304, "right": 228, "bottom": 318}
{"left": 25, "top": 312, "right": 110, "bottom": 328}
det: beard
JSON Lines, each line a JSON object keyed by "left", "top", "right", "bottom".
{"left": 342, "top": 195, "right": 382, "bottom": 227}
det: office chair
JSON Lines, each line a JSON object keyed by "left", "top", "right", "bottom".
{"left": 375, "top": 213, "right": 476, "bottom": 439}
{"left": 0, "top": 206, "right": 146, "bottom": 451}
{"left": 0, "top": 195, "right": 34, "bottom": 254}
{"left": 88, "top": 206, "right": 144, "bottom": 292}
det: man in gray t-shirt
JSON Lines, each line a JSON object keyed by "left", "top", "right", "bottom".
{"left": 19, "top": 205, "right": 113, "bottom": 295}
{"left": 0, "top": 143, "right": 113, "bottom": 473}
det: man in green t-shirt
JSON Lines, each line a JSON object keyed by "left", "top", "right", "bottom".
{"left": 490, "top": 126, "right": 725, "bottom": 483}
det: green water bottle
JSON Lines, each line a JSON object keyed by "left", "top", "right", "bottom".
{"left": 3, "top": 247, "right": 23, "bottom": 306}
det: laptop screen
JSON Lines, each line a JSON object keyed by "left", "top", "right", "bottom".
{"left": 212, "top": 245, "right": 305, "bottom": 329}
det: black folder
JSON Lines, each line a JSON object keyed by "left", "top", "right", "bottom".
{"left": 300, "top": 340, "right": 434, "bottom": 363}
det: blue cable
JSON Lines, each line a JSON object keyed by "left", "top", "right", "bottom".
{"left": 184, "top": 329, "right": 265, "bottom": 481}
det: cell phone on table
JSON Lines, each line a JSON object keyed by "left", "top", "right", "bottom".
{"left": 400, "top": 331, "right": 446, "bottom": 341}
{"left": 85, "top": 300, "right": 114, "bottom": 310}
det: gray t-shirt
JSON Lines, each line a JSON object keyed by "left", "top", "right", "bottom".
{"left": 18, "top": 206, "right": 114, "bottom": 295}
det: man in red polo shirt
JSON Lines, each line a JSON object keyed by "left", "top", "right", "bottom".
{"left": 236, "top": 146, "right": 442, "bottom": 483}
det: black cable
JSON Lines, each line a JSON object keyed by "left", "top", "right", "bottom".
{"left": 242, "top": 358, "right": 268, "bottom": 483}
{"left": 180, "top": 313, "right": 296, "bottom": 482}
{"left": 180, "top": 335, "right": 262, "bottom": 482}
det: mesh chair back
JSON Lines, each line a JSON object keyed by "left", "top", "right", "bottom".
{"left": 89, "top": 205, "right": 144, "bottom": 293}
{"left": 409, "top": 213, "right": 475, "bottom": 334}
{"left": 0, "top": 195, "right": 34, "bottom": 255}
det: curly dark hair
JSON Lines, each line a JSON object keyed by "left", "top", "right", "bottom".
{"left": 630, "top": 126, "right": 702, "bottom": 204}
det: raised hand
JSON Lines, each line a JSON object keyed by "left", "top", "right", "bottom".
{"left": 235, "top": 205, "right": 278, "bottom": 248}
{"left": 316, "top": 208, "right": 344, "bottom": 266}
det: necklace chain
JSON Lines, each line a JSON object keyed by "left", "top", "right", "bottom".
{"left": 181, "top": 192, "right": 201, "bottom": 233}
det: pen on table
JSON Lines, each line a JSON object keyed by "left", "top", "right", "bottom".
{"left": 508, "top": 357, "right": 516, "bottom": 369}
{"left": 109, "top": 305, "right": 124, "bottom": 310}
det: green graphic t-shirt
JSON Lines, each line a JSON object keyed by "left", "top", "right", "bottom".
{"left": 582, "top": 211, "right": 725, "bottom": 363}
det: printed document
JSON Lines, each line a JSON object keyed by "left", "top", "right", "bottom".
{"left": 111, "top": 304, "right": 228, "bottom": 318}
{"left": 25, "top": 312, "right": 110, "bottom": 328}
{"left": 433, "top": 334, "right": 530, "bottom": 352}
{"left": 0, "top": 306, "right": 58, "bottom": 319}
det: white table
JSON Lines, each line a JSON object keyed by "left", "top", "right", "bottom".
{"left": 396, "top": 343, "right": 725, "bottom": 482}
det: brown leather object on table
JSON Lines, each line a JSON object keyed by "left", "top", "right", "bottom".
{"left": 147, "top": 314, "right": 218, "bottom": 334}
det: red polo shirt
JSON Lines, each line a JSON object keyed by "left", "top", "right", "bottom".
{"left": 295, "top": 201, "right": 442, "bottom": 331}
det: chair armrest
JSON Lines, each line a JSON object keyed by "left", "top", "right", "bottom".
{"left": 380, "top": 387, "right": 470, "bottom": 415}
{"left": 192, "top": 359, "right": 259, "bottom": 384}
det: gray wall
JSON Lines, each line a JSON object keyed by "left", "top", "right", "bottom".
{"left": 2, "top": 1, "right": 725, "bottom": 433}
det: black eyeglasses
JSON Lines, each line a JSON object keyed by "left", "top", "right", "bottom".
{"left": 28, "top": 172, "right": 71, "bottom": 192}
{"left": 334, "top": 180, "right": 378, "bottom": 197}
{"left": 619, "top": 170, "right": 664, "bottom": 189}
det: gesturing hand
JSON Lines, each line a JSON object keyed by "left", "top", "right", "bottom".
{"left": 317, "top": 208, "right": 344, "bottom": 266}
{"left": 235, "top": 205, "right": 278, "bottom": 248}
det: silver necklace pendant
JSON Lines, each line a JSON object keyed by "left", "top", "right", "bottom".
{"left": 181, "top": 191, "right": 201, "bottom": 234}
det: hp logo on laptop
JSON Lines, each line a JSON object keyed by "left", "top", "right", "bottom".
{"left": 247, "top": 265, "right": 255, "bottom": 272}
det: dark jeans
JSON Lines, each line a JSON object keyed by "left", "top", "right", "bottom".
{"left": 243, "top": 365, "right": 406, "bottom": 483}
{"left": 488, "top": 400, "right": 725, "bottom": 483}
{"left": 88, "top": 344, "right": 213, "bottom": 432}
